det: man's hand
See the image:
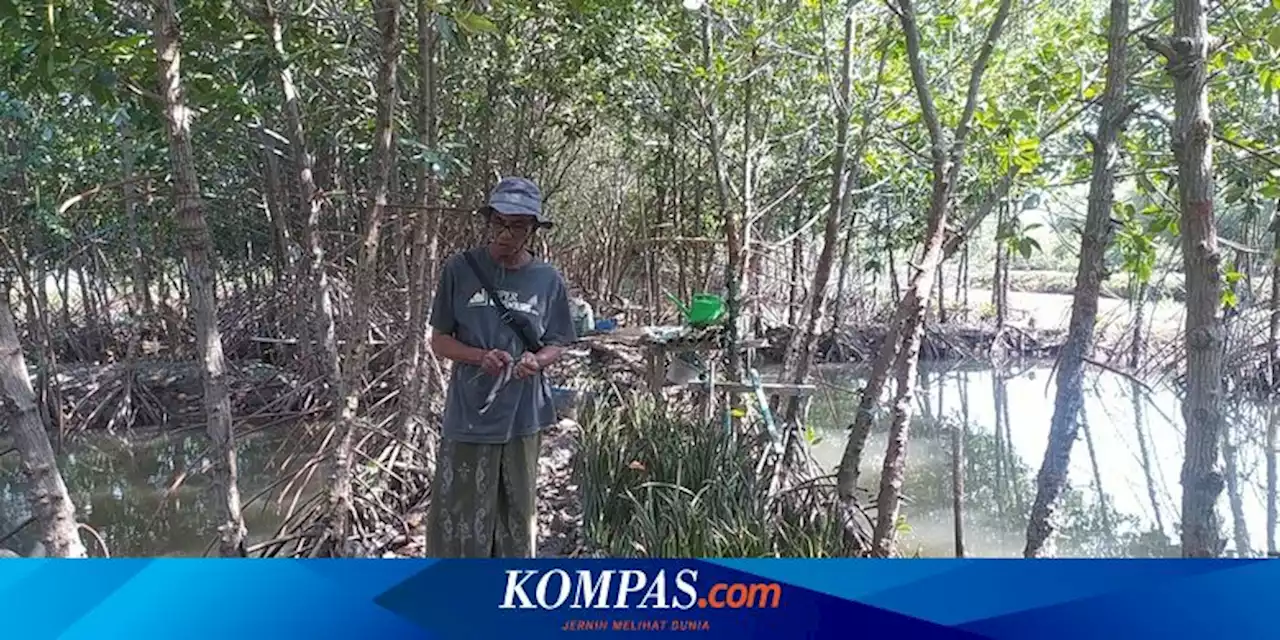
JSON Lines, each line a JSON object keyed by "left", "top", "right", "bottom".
{"left": 480, "top": 349, "right": 512, "bottom": 376}
{"left": 514, "top": 351, "right": 541, "bottom": 379}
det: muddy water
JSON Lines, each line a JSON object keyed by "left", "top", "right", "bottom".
{"left": 2, "top": 359, "right": 1273, "bottom": 558}
{"left": 805, "top": 360, "right": 1273, "bottom": 558}
{"left": 0, "top": 431, "right": 306, "bottom": 557}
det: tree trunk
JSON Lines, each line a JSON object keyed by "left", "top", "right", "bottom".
{"left": 397, "top": 0, "right": 440, "bottom": 441}
{"left": 919, "top": 367, "right": 933, "bottom": 425}
{"left": 781, "top": 1, "right": 855, "bottom": 417}
{"left": 1130, "top": 280, "right": 1149, "bottom": 369}
{"left": 734, "top": 39, "right": 757, "bottom": 377}
{"left": 867, "top": 0, "right": 1013, "bottom": 556}
{"left": 328, "top": 0, "right": 400, "bottom": 555}
{"left": 1271, "top": 200, "right": 1280, "bottom": 391}
{"left": 935, "top": 263, "right": 947, "bottom": 324}
{"left": 77, "top": 265, "right": 96, "bottom": 357}
{"left": 699, "top": 6, "right": 743, "bottom": 379}
{"left": 993, "top": 203, "right": 1007, "bottom": 328}
{"left": 260, "top": 0, "right": 340, "bottom": 388}
{"left": 831, "top": 214, "right": 855, "bottom": 329}
{"left": 0, "top": 291, "right": 86, "bottom": 558}
{"left": 676, "top": 139, "right": 690, "bottom": 304}
{"left": 887, "top": 233, "right": 900, "bottom": 305}
{"left": 1146, "top": 0, "right": 1225, "bottom": 558}
{"left": 787, "top": 198, "right": 804, "bottom": 329}
{"left": 871, "top": 294, "right": 930, "bottom": 556}
{"left": 153, "top": 0, "right": 248, "bottom": 557}
{"left": 22, "top": 251, "right": 62, "bottom": 447}
{"left": 9, "top": 145, "right": 64, "bottom": 444}
{"left": 121, "top": 117, "right": 150, "bottom": 330}
{"left": 257, "top": 125, "right": 294, "bottom": 283}
{"left": 1023, "top": 0, "right": 1129, "bottom": 558}
{"left": 644, "top": 177, "right": 659, "bottom": 325}
{"left": 1267, "top": 150, "right": 1279, "bottom": 556}
{"left": 836, "top": 308, "right": 905, "bottom": 500}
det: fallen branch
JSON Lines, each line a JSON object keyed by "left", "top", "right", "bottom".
{"left": 1083, "top": 356, "right": 1156, "bottom": 394}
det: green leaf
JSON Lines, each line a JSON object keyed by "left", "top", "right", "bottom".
{"left": 1270, "top": 25, "right": 1280, "bottom": 49}
{"left": 1209, "top": 50, "right": 1228, "bottom": 72}
{"left": 1148, "top": 216, "right": 1169, "bottom": 234}
{"left": 455, "top": 11, "right": 497, "bottom": 34}
{"left": 1222, "top": 288, "right": 1238, "bottom": 310}
{"left": 1018, "top": 237, "right": 1039, "bottom": 260}
{"left": 896, "top": 515, "right": 912, "bottom": 534}
{"left": 1136, "top": 173, "right": 1159, "bottom": 196}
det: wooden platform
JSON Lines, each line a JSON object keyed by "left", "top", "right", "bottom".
{"left": 671, "top": 381, "right": 816, "bottom": 397}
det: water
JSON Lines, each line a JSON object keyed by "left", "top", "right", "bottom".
{"left": 804, "top": 360, "right": 1274, "bottom": 558}
{"left": 0, "top": 431, "right": 308, "bottom": 557}
{"left": 3, "top": 360, "right": 1274, "bottom": 558}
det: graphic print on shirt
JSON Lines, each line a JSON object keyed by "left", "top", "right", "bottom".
{"left": 466, "top": 289, "right": 541, "bottom": 316}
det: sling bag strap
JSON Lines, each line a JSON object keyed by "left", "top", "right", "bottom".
{"left": 462, "top": 250, "right": 545, "bottom": 353}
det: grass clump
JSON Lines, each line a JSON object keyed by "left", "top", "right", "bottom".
{"left": 576, "top": 393, "right": 864, "bottom": 558}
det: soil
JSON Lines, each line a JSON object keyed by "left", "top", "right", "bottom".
{"left": 533, "top": 420, "right": 587, "bottom": 558}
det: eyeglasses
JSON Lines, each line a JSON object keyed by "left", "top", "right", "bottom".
{"left": 490, "top": 217, "right": 536, "bottom": 238}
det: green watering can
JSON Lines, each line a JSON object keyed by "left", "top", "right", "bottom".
{"left": 666, "top": 292, "right": 726, "bottom": 327}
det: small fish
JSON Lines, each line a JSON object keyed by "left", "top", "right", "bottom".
{"left": 478, "top": 360, "right": 514, "bottom": 415}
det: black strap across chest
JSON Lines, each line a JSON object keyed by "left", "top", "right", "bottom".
{"left": 461, "top": 250, "right": 545, "bottom": 353}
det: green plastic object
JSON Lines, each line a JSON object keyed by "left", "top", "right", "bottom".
{"left": 665, "top": 292, "right": 726, "bottom": 327}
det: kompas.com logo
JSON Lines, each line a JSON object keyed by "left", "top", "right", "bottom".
{"left": 499, "top": 568, "right": 783, "bottom": 610}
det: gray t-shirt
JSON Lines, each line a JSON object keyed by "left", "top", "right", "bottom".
{"left": 429, "top": 247, "right": 576, "bottom": 444}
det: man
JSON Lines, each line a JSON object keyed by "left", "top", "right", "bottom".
{"left": 425, "top": 176, "right": 576, "bottom": 558}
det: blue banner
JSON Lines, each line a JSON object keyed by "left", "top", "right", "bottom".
{"left": 0, "top": 558, "right": 1274, "bottom": 638}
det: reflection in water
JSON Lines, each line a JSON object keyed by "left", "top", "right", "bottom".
{"left": 0, "top": 431, "right": 306, "bottom": 557}
{"left": 806, "top": 360, "right": 1269, "bottom": 558}
{"left": 1269, "top": 413, "right": 1278, "bottom": 555}
{"left": 1223, "top": 410, "right": 1251, "bottom": 556}
{"left": 952, "top": 370, "right": 967, "bottom": 557}
{"left": 4, "top": 361, "right": 1274, "bottom": 559}
{"left": 1131, "top": 379, "right": 1166, "bottom": 535}
{"left": 1080, "top": 405, "right": 1110, "bottom": 532}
